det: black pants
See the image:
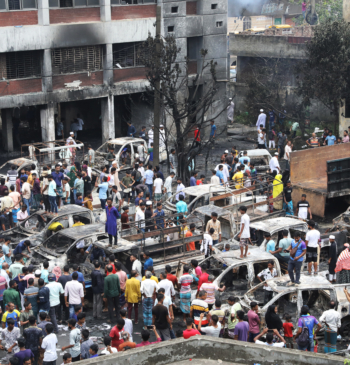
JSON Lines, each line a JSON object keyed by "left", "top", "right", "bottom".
{"left": 72, "top": 355, "right": 81, "bottom": 362}
{"left": 109, "top": 234, "right": 117, "bottom": 246}
{"left": 58, "top": 294, "right": 69, "bottom": 321}
{"left": 107, "top": 295, "right": 120, "bottom": 322}
{"left": 264, "top": 290, "right": 273, "bottom": 304}
{"left": 43, "top": 195, "right": 50, "bottom": 212}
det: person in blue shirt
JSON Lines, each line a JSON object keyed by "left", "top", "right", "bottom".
{"left": 268, "top": 109, "right": 276, "bottom": 128}
{"left": 139, "top": 126, "right": 147, "bottom": 141}
{"left": 97, "top": 176, "right": 109, "bottom": 209}
{"left": 265, "top": 233, "right": 276, "bottom": 253}
{"left": 75, "top": 193, "right": 84, "bottom": 206}
{"left": 89, "top": 344, "right": 99, "bottom": 358}
{"left": 51, "top": 164, "right": 64, "bottom": 208}
{"left": 143, "top": 165, "right": 154, "bottom": 200}
{"left": 190, "top": 172, "right": 197, "bottom": 187}
{"left": 287, "top": 232, "right": 306, "bottom": 286}
{"left": 127, "top": 122, "right": 136, "bottom": 137}
{"left": 216, "top": 165, "right": 224, "bottom": 185}
{"left": 86, "top": 244, "right": 106, "bottom": 263}
{"left": 13, "top": 240, "right": 31, "bottom": 262}
{"left": 38, "top": 278, "right": 50, "bottom": 312}
{"left": 41, "top": 261, "right": 50, "bottom": 283}
{"left": 176, "top": 195, "right": 188, "bottom": 218}
{"left": 154, "top": 202, "right": 165, "bottom": 229}
{"left": 239, "top": 151, "right": 250, "bottom": 165}
{"left": 210, "top": 120, "right": 216, "bottom": 139}
{"left": 72, "top": 264, "right": 85, "bottom": 288}
{"left": 143, "top": 252, "right": 153, "bottom": 272}
{"left": 324, "top": 130, "right": 336, "bottom": 146}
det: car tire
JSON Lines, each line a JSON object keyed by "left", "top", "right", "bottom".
{"left": 339, "top": 318, "right": 350, "bottom": 337}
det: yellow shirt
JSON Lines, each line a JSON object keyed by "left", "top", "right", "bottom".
{"left": 73, "top": 222, "right": 85, "bottom": 227}
{"left": 125, "top": 277, "right": 141, "bottom": 304}
{"left": 27, "top": 174, "right": 34, "bottom": 186}
{"left": 48, "top": 222, "right": 63, "bottom": 231}
{"left": 83, "top": 198, "right": 93, "bottom": 211}
{"left": 232, "top": 171, "right": 244, "bottom": 190}
{"left": 142, "top": 275, "right": 159, "bottom": 283}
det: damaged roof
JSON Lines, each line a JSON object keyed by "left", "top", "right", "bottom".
{"left": 193, "top": 206, "right": 234, "bottom": 219}
{"left": 35, "top": 205, "right": 92, "bottom": 215}
{"left": 106, "top": 137, "right": 146, "bottom": 145}
{"left": 210, "top": 248, "right": 275, "bottom": 266}
{"left": 175, "top": 185, "right": 232, "bottom": 197}
{"left": 5, "top": 158, "right": 33, "bottom": 167}
{"left": 240, "top": 149, "right": 271, "bottom": 157}
{"left": 58, "top": 224, "right": 105, "bottom": 239}
{"left": 250, "top": 217, "right": 307, "bottom": 233}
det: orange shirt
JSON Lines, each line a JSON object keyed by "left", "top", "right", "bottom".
{"left": 186, "top": 231, "right": 195, "bottom": 251}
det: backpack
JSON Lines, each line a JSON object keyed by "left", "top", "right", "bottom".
{"left": 296, "top": 318, "right": 309, "bottom": 348}
{"left": 134, "top": 170, "right": 142, "bottom": 184}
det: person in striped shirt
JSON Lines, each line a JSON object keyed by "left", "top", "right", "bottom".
{"left": 190, "top": 290, "right": 209, "bottom": 328}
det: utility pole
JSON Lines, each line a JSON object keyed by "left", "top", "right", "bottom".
{"left": 153, "top": 2, "right": 161, "bottom": 167}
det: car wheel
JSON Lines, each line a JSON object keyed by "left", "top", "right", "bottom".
{"left": 339, "top": 318, "right": 350, "bottom": 337}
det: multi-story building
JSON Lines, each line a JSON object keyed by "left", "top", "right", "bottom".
{"left": 0, "top": 0, "right": 228, "bottom": 152}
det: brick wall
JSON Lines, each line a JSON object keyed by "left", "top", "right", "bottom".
{"left": 113, "top": 67, "right": 146, "bottom": 83}
{"left": 186, "top": 1, "right": 197, "bottom": 15}
{"left": 0, "top": 78, "right": 41, "bottom": 95}
{"left": 52, "top": 71, "right": 103, "bottom": 89}
{"left": 111, "top": 4, "right": 156, "bottom": 20}
{"left": 50, "top": 7, "right": 100, "bottom": 24}
{"left": 0, "top": 11, "right": 37, "bottom": 27}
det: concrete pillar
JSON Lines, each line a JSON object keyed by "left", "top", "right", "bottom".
{"left": 344, "top": 0, "right": 350, "bottom": 22}
{"left": 100, "top": 0, "right": 111, "bottom": 22}
{"left": 103, "top": 44, "right": 113, "bottom": 87}
{"left": 1, "top": 109, "right": 13, "bottom": 152}
{"left": 40, "top": 103, "right": 55, "bottom": 142}
{"left": 42, "top": 49, "right": 52, "bottom": 93}
{"left": 101, "top": 95, "right": 115, "bottom": 143}
{"left": 38, "top": 0, "right": 50, "bottom": 26}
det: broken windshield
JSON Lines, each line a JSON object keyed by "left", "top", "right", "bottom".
{"left": 21, "top": 213, "right": 53, "bottom": 232}
{"left": 44, "top": 233, "right": 75, "bottom": 254}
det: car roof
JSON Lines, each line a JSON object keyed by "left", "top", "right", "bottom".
{"left": 7, "top": 158, "right": 34, "bottom": 167}
{"left": 250, "top": 217, "right": 307, "bottom": 233}
{"left": 266, "top": 273, "right": 333, "bottom": 293}
{"left": 211, "top": 248, "right": 276, "bottom": 266}
{"left": 94, "top": 237, "right": 139, "bottom": 253}
{"left": 57, "top": 224, "right": 105, "bottom": 239}
{"left": 240, "top": 149, "right": 271, "bottom": 157}
{"left": 175, "top": 184, "right": 232, "bottom": 197}
{"left": 35, "top": 205, "right": 92, "bottom": 216}
{"left": 194, "top": 205, "right": 233, "bottom": 219}
{"left": 107, "top": 137, "right": 145, "bottom": 145}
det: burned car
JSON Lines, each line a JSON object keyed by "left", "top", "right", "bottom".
{"left": 238, "top": 149, "right": 272, "bottom": 171}
{"left": 2, "top": 206, "right": 95, "bottom": 247}
{"left": 0, "top": 158, "right": 38, "bottom": 184}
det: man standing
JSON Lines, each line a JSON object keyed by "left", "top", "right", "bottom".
{"left": 91, "top": 261, "right": 104, "bottom": 320}
{"left": 247, "top": 302, "right": 260, "bottom": 343}
{"left": 130, "top": 254, "right": 142, "bottom": 282}
{"left": 206, "top": 212, "right": 222, "bottom": 245}
{"left": 164, "top": 172, "right": 175, "bottom": 200}
{"left": 215, "top": 165, "right": 224, "bottom": 186}
{"left": 190, "top": 290, "right": 209, "bottom": 328}
{"left": 233, "top": 311, "right": 249, "bottom": 342}
{"left": 141, "top": 272, "right": 159, "bottom": 327}
{"left": 125, "top": 271, "right": 141, "bottom": 324}
{"left": 238, "top": 206, "right": 250, "bottom": 258}
{"left": 104, "top": 265, "right": 121, "bottom": 323}
{"left": 38, "top": 279, "right": 50, "bottom": 315}
{"left": 257, "top": 260, "right": 278, "bottom": 304}
{"left": 23, "top": 278, "right": 39, "bottom": 319}
{"left": 290, "top": 121, "right": 299, "bottom": 138}
{"left": 175, "top": 179, "right": 185, "bottom": 202}
{"left": 256, "top": 109, "right": 266, "bottom": 130}
{"left": 153, "top": 173, "right": 163, "bottom": 203}
{"left": 295, "top": 305, "right": 321, "bottom": 352}
{"left": 210, "top": 120, "right": 216, "bottom": 140}
{"left": 61, "top": 319, "right": 81, "bottom": 362}
{"left": 158, "top": 273, "right": 175, "bottom": 299}
{"left": 306, "top": 133, "right": 320, "bottom": 148}
{"left": 305, "top": 220, "right": 320, "bottom": 275}
{"left": 147, "top": 125, "right": 154, "bottom": 149}
{"left": 319, "top": 301, "right": 341, "bottom": 353}
{"left": 126, "top": 122, "right": 136, "bottom": 137}
{"left": 176, "top": 195, "right": 187, "bottom": 217}
{"left": 75, "top": 114, "right": 84, "bottom": 141}
{"left": 169, "top": 149, "right": 177, "bottom": 175}
{"left": 105, "top": 197, "right": 120, "bottom": 246}
{"left": 23, "top": 316, "right": 43, "bottom": 364}
{"left": 21, "top": 178, "right": 31, "bottom": 215}
{"left": 284, "top": 140, "right": 292, "bottom": 170}
{"left": 41, "top": 323, "right": 58, "bottom": 365}
{"left": 296, "top": 194, "right": 312, "bottom": 220}
{"left": 64, "top": 273, "right": 84, "bottom": 319}
{"left": 287, "top": 232, "right": 306, "bottom": 286}
{"left": 200, "top": 275, "right": 225, "bottom": 310}
{"left": 152, "top": 293, "right": 172, "bottom": 341}
{"left": 283, "top": 181, "right": 293, "bottom": 215}
{"left": 271, "top": 229, "right": 292, "bottom": 265}
{"left": 200, "top": 229, "right": 214, "bottom": 260}
{"left": 324, "top": 130, "right": 336, "bottom": 146}
{"left": 46, "top": 274, "right": 64, "bottom": 334}
{"left": 227, "top": 98, "right": 235, "bottom": 124}
{"left": 328, "top": 235, "right": 337, "bottom": 283}
{"left": 143, "top": 165, "right": 154, "bottom": 200}
{"left": 269, "top": 153, "right": 280, "bottom": 174}
{"left": 277, "top": 131, "right": 287, "bottom": 158}
{"left": 3, "top": 281, "right": 21, "bottom": 311}
{"left": 0, "top": 318, "right": 20, "bottom": 354}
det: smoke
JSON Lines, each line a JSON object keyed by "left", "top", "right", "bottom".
{"left": 228, "top": 0, "right": 267, "bottom": 17}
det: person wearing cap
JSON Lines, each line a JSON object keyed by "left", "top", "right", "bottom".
{"left": 327, "top": 235, "right": 337, "bottom": 283}
{"left": 126, "top": 121, "right": 136, "bottom": 138}
{"left": 227, "top": 98, "right": 235, "bottom": 123}
{"left": 46, "top": 274, "right": 64, "bottom": 333}
{"left": 147, "top": 125, "right": 154, "bottom": 149}
{"left": 269, "top": 152, "right": 280, "bottom": 174}
{"left": 256, "top": 109, "right": 266, "bottom": 131}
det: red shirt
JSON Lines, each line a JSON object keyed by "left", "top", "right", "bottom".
{"left": 197, "top": 272, "right": 209, "bottom": 290}
{"left": 183, "top": 329, "right": 201, "bottom": 339}
{"left": 167, "top": 273, "right": 178, "bottom": 287}
{"left": 136, "top": 338, "right": 161, "bottom": 347}
{"left": 283, "top": 322, "right": 293, "bottom": 337}
{"left": 109, "top": 326, "right": 124, "bottom": 348}
{"left": 106, "top": 263, "right": 116, "bottom": 276}
{"left": 194, "top": 129, "right": 200, "bottom": 142}
{"left": 196, "top": 180, "right": 203, "bottom": 185}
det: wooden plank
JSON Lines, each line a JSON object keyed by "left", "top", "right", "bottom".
{"left": 122, "top": 226, "right": 181, "bottom": 241}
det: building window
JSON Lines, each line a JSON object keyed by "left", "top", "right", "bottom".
{"left": 51, "top": 46, "right": 102, "bottom": 75}
{"left": 113, "top": 42, "right": 146, "bottom": 68}
{"left": 0, "top": 51, "right": 42, "bottom": 80}
{"left": 0, "top": 0, "right": 37, "bottom": 10}
{"left": 243, "top": 16, "right": 251, "bottom": 30}
{"left": 211, "top": 4, "right": 217, "bottom": 9}
{"left": 171, "top": 6, "right": 178, "bottom": 13}
{"left": 49, "top": 0, "right": 98, "bottom": 8}
{"left": 168, "top": 25, "right": 174, "bottom": 32}
{"left": 110, "top": 0, "right": 156, "bottom": 5}
{"left": 345, "top": 99, "right": 350, "bottom": 119}
{"left": 187, "top": 36, "right": 202, "bottom": 60}
{"left": 216, "top": 21, "right": 223, "bottom": 27}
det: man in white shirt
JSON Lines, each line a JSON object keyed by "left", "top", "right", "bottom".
{"left": 159, "top": 125, "right": 166, "bottom": 150}
{"left": 75, "top": 114, "right": 84, "bottom": 140}
{"left": 137, "top": 144, "right": 147, "bottom": 162}
{"left": 138, "top": 162, "right": 145, "bottom": 178}
{"left": 100, "top": 336, "right": 118, "bottom": 355}
{"left": 153, "top": 173, "right": 164, "bottom": 203}
{"left": 257, "top": 128, "right": 266, "bottom": 149}
{"left": 305, "top": 220, "right": 321, "bottom": 275}
{"left": 130, "top": 254, "right": 142, "bottom": 282}
{"left": 158, "top": 273, "right": 175, "bottom": 299}
{"left": 175, "top": 179, "right": 185, "bottom": 201}
{"left": 254, "top": 328, "right": 286, "bottom": 347}
{"left": 46, "top": 273, "right": 64, "bottom": 333}
{"left": 198, "top": 312, "right": 221, "bottom": 337}
{"left": 256, "top": 109, "right": 266, "bottom": 130}
{"left": 135, "top": 202, "right": 146, "bottom": 232}
{"left": 141, "top": 272, "right": 159, "bottom": 328}
{"left": 148, "top": 126, "right": 154, "bottom": 148}
{"left": 238, "top": 206, "right": 250, "bottom": 258}
{"left": 201, "top": 229, "right": 214, "bottom": 259}
{"left": 164, "top": 172, "right": 175, "bottom": 200}
{"left": 269, "top": 153, "right": 280, "bottom": 174}
{"left": 64, "top": 272, "right": 84, "bottom": 319}
{"left": 319, "top": 300, "right": 341, "bottom": 350}
{"left": 41, "top": 323, "right": 58, "bottom": 363}
{"left": 211, "top": 170, "right": 220, "bottom": 185}
{"left": 284, "top": 140, "right": 292, "bottom": 170}
{"left": 257, "top": 261, "right": 278, "bottom": 304}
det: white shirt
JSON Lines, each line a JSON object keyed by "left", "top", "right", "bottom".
{"left": 256, "top": 113, "right": 266, "bottom": 130}
{"left": 135, "top": 209, "right": 145, "bottom": 228}
{"left": 176, "top": 183, "right": 185, "bottom": 201}
{"left": 42, "top": 333, "right": 58, "bottom": 361}
{"left": 132, "top": 259, "right": 142, "bottom": 279}
{"left": 148, "top": 129, "right": 154, "bottom": 141}
{"left": 215, "top": 164, "right": 229, "bottom": 182}
{"left": 139, "top": 166, "right": 145, "bottom": 177}
{"left": 123, "top": 318, "right": 133, "bottom": 342}
{"left": 108, "top": 174, "right": 115, "bottom": 187}
{"left": 153, "top": 178, "right": 163, "bottom": 194}
{"left": 319, "top": 309, "right": 341, "bottom": 333}
{"left": 159, "top": 130, "right": 166, "bottom": 148}
{"left": 257, "top": 268, "right": 277, "bottom": 291}
{"left": 158, "top": 279, "right": 175, "bottom": 298}
{"left": 0, "top": 269, "right": 10, "bottom": 285}
{"left": 141, "top": 279, "right": 159, "bottom": 298}
{"left": 200, "top": 233, "right": 213, "bottom": 255}
{"left": 256, "top": 340, "right": 285, "bottom": 347}
{"left": 258, "top": 132, "right": 265, "bottom": 144}
{"left": 240, "top": 213, "right": 250, "bottom": 238}
{"left": 154, "top": 295, "right": 172, "bottom": 311}
{"left": 164, "top": 176, "right": 173, "bottom": 193}
{"left": 305, "top": 229, "right": 320, "bottom": 248}
{"left": 269, "top": 156, "right": 280, "bottom": 173}
{"left": 284, "top": 145, "right": 292, "bottom": 161}
{"left": 211, "top": 175, "right": 220, "bottom": 185}
{"left": 100, "top": 347, "right": 118, "bottom": 355}
{"left": 201, "top": 322, "right": 222, "bottom": 337}
{"left": 137, "top": 145, "right": 146, "bottom": 160}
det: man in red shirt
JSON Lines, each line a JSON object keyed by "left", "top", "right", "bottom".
{"left": 109, "top": 318, "right": 125, "bottom": 348}
{"left": 183, "top": 318, "right": 200, "bottom": 339}
{"left": 197, "top": 263, "right": 209, "bottom": 292}
{"left": 106, "top": 255, "right": 116, "bottom": 276}
{"left": 196, "top": 175, "right": 205, "bottom": 185}
{"left": 165, "top": 265, "right": 178, "bottom": 290}
{"left": 186, "top": 224, "right": 196, "bottom": 251}
{"left": 194, "top": 125, "right": 201, "bottom": 147}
